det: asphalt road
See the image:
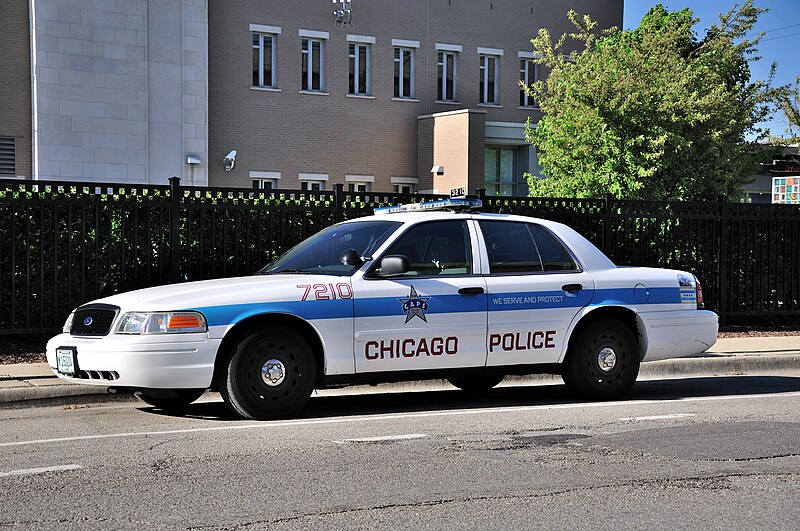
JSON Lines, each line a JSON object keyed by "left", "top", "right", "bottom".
{"left": 2, "top": 373, "right": 800, "bottom": 530}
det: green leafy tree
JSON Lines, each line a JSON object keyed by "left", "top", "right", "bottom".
{"left": 523, "top": 2, "right": 778, "bottom": 200}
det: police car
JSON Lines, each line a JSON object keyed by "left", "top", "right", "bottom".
{"left": 46, "top": 196, "right": 718, "bottom": 419}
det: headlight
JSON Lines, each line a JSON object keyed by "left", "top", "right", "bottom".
{"left": 62, "top": 310, "right": 76, "bottom": 334}
{"left": 115, "top": 312, "right": 207, "bottom": 335}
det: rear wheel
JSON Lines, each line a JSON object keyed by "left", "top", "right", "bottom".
{"left": 219, "top": 329, "right": 316, "bottom": 420}
{"left": 447, "top": 374, "right": 504, "bottom": 392}
{"left": 562, "top": 318, "right": 639, "bottom": 400}
{"left": 135, "top": 388, "right": 205, "bottom": 409}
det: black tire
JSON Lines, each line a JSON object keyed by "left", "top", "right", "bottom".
{"left": 219, "top": 329, "right": 316, "bottom": 420}
{"left": 562, "top": 318, "right": 640, "bottom": 400}
{"left": 135, "top": 388, "right": 206, "bottom": 409}
{"left": 447, "top": 374, "right": 504, "bottom": 392}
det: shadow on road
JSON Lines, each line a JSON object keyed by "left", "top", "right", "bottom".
{"left": 139, "top": 374, "right": 800, "bottom": 422}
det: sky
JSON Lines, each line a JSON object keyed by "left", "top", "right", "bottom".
{"left": 623, "top": 0, "right": 800, "bottom": 139}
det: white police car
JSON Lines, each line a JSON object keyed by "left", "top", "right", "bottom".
{"left": 47, "top": 197, "right": 718, "bottom": 419}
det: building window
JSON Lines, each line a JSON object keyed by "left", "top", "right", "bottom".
{"left": 348, "top": 43, "right": 370, "bottom": 95}
{"left": 437, "top": 51, "right": 457, "bottom": 102}
{"left": 520, "top": 59, "right": 538, "bottom": 107}
{"left": 348, "top": 182, "right": 371, "bottom": 192}
{"left": 393, "top": 184, "right": 415, "bottom": 194}
{"left": 252, "top": 178, "right": 277, "bottom": 189}
{"left": 394, "top": 47, "right": 414, "bottom": 98}
{"left": 484, "top": 146, "right": 520, "bottom": 196}
{"left": 0, "top": 138, "right": 15, "bottom": 177}
{"left": 302, "top": 38, "right": 324, "bottom": 91}
{"left": 252, "top": 33, "right": 276, "bottom": 88}
{"left": 301, "top": 180, "right": 324, "bottom": 191}
{"left": 479, "top": 55, "right": 499, "bottom": 104}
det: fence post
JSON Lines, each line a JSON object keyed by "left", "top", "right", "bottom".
{"left": 169, "top": 176, "right": 181, "bottom": 283}
{"left": 603, "top": 193, "right": 613, "bottom": 256}
{"left": 718, "top": 198, "right": 728, "bottom": 326}
{"left": 334, "top": 182, "right": 344, "bottom": 223}
{"left": 477, "top": 187, "right": 487, "bottom": 211}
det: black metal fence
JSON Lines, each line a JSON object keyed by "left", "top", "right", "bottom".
{"left": 0, "top": 177, "right": 798, "bottom": 334}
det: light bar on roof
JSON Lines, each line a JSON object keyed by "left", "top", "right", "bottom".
{"left": 374, "top": 198, "right": 482, "bottom": 214}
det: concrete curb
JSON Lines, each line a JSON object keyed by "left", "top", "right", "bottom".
{"left": 1, "top": 351, "right": 798, "bottom": 408}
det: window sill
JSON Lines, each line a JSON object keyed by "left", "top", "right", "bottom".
{"left": 251, "top": 86, "right": 281, "bottom": 92}
{"left": 299, "top": 90, "right": 330, "bottom": 96}
{"left": 435, "top": 100, "right": 462, "bottom": 105}
{"left": 346, "top": 94, "right": 375, "bottom": 100}
{"left": 517, "top": 106, "right": 541, "bottom": 111}
{"left": 478, "top": 103, "right": 503, "bottom": 108}
{"left": 392, "top": 97, "right": 419, "bottom": 103}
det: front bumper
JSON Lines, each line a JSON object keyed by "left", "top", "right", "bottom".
{"left": 45, "top": 332, "right": 222, "bottom": 389}
{"left": 638, "top": 309, "right": 719, "bottom": 362}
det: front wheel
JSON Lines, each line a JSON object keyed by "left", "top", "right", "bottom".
{"left": 219, "top": 329, "right": 316, "bottom": 420}
{"left": 135, "top": 388, "right": 206, "bottom": 409}
{"left": 562, "top": 318, "right": 640, "bottom": 400}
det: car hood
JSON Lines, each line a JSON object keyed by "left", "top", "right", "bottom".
{"left": 85, "top": 274, "right": 344, "bottom": 312}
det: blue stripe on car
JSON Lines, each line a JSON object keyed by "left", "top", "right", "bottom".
{"left": 188, "top": 287, "right": 684, "bottom": 328}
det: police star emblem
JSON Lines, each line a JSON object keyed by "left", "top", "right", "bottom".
{"left": 398, "top": 286, "right": 430, "bottom": 323}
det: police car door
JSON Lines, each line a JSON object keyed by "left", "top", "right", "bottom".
{"left": 352, "top": 219, "right": 488, "bottom": 372}
{"left": 477, "top": 220, "right": 594, "bottom": 366}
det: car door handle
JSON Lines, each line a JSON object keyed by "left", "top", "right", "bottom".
{"left": 458, "top": 287, "right": 485, "bottom": 295}
{"left": 562, "top": 283, "right": 583, "bottom": 292}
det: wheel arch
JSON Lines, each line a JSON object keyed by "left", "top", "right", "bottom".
{"left": 565, "top": 306, "right": 645, "bottom": 362}
{"left": 211, "top": 313, "right": 325, "bottom": 390}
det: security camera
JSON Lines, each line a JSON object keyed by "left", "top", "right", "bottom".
{"left": 223, "top": 150, "right": 237, "bottom": 172}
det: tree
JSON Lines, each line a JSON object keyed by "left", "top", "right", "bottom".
{"left": 523, "top": 2, "right": 778, "bottom": 201}
{"left": 773, "top": 75, "right": 800, "bottom": 144}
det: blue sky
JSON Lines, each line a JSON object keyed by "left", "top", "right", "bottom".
{"left": 623, "top": 1, "right": 800, "bottom": 139}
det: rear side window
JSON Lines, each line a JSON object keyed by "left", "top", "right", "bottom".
{"left": 479, "top": 220, "right": 576, "bottom": 274}
{"left": 529, "top": 224, "right": 576, "bottom": 271}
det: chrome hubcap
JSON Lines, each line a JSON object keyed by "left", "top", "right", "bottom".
{"left": 261, "top": 359, "right": 286, "bottom": 386}
{"left": 597, "top": 347, "right": 617, "bottom": 372}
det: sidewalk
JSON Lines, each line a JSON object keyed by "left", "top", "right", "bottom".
{"left": 2, "top": 336, "right": 799, "bottom": 406}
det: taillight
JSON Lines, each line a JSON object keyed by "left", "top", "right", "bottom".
{"left": 695, "top": 277, "right": 705, "bottom": 309}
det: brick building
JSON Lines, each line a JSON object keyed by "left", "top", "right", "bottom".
{"left": 1, "top": 0, "right": 623, "bottom": 193}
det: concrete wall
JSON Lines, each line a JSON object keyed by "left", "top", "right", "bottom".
{"left": 30, "top": 0, "right": 208, "bottom": 184}
{"left": 0, "top": 0, "right": 33, "bottom": 178}
{"left": 208, "top": 0, "right": 623, "bottom": 190}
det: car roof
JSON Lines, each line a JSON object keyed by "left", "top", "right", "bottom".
{"left": 347, "top": 210, "right": 616, "bottom": 272}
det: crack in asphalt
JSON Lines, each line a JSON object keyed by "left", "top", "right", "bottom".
{"left": 185, "top": 472, "right": 800, "bottom": 530}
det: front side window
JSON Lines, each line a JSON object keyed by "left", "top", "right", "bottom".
{"left": 520, "top": 59, "right": 538, "bottom": 107}
{"left": 375, "top": 221, "right": 472, "bottom": 277}
{"left": 349, "top": 43, "right": 370, "bottom": 95}
{"left": 479, "top": 54, "right": 499, "bottom": 104}
{"left": 302, "top": 38, "right": 324, "bottom": 91}
{"left": 479, "top": 221, "right": 576, "bottom": 274}
{"left": 394, "top": 47, "right": 414, "bottom": 98}
{"left": 260, "top": 221, "right": 401, "bottom": 276}
{"left": 252, "top": 33, "right": 276, "bottom": 88}
{"left": 437, "top": 51, "right": 457, "bottom": 101}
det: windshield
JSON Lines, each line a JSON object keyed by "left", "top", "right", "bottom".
{"left": 259, "top": 220, "right": 402, "bottom": 276}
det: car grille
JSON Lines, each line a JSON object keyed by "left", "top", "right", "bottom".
{"left": 71, "top": 304, "right": 119, "bottom": 336}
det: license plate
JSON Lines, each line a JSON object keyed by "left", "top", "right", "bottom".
{"left": 56, "top": 347, "right": 77, "bottom": 376}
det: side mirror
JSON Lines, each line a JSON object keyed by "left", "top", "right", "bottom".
{"left": 340, "top": 249, "right": 364, "bottom": 267}
{"left": 378, "top": 255, "right": 410, "bottom": 276}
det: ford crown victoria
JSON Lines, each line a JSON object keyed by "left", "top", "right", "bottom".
{"left": 47, "top": 198, "right": 718, "bottom": 419}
